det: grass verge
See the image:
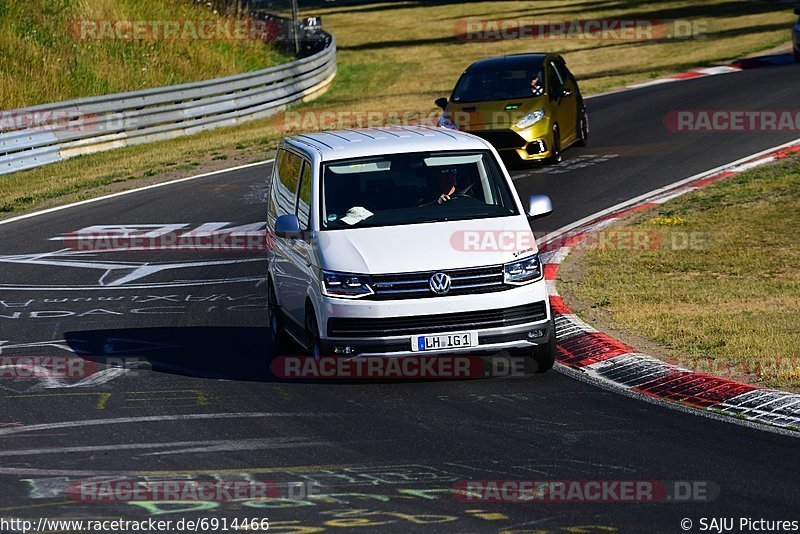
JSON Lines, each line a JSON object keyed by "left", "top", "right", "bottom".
{"left": 557, "top": 153, "right": 800, "bottom": 390}
{"left": 0, "top": 0, "right": 796, "bottom": 216}
{"left": 0, "top": 0, "right": 288, "bottom": 109}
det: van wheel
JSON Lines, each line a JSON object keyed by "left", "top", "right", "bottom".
{"left": 546, "top": 125, "right": 562, "bottom": 164}
{"left": 305, "top": 305, "right": 322, "bottom": 360}
{"left": 510, "top": 320, "right": 557, "bottom": 374}
{"left": 268, "top": 277, "right": 288, "bottom": 351}
{"left": 575, "top": 108, "right": 589, "bottom": 147}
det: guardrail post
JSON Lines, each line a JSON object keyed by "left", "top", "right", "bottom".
{"left": 291, "top": 0, "right": 300, "bottom": 55}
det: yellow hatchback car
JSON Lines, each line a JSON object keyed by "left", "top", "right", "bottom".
{"left": 435, "top": 53, "right": 588, "bottom": 163}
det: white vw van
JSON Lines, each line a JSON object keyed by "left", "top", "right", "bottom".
{"left": 266, "top": 126, "right": 556, "bottom": 372}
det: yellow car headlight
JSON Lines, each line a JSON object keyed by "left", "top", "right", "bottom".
{"left": 516, "top": 109, "right": 545, "bottom": 129}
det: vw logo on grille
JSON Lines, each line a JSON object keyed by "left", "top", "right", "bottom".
{"left": 429, "top": 272, "right": 452, "bottom": 295}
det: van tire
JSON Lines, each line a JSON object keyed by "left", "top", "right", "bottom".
{"left": 305, "top": 304, "right": 323, "bottom": 360}
{"left": 510, "top": 319, "right": 557, "bottom": 374}
{"left": 268, "top": 277, "right": 288, "bottom": 352}
{"left": 533, "top": 324, "right": 557, "bottom": 373}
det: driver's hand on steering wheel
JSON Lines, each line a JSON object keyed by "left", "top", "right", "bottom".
{"left": 436, "top": 184, "right": 456, "bottom": 204}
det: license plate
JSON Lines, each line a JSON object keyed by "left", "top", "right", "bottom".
{"left": 411, "top": 331, "right": 477, "bottom": 352}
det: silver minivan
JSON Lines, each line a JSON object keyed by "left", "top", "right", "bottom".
{"left": 266, "top": 126, "right": 556, "bottom": 372}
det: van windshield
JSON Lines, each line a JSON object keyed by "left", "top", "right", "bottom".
{"left": 320, "top": 150, "right": 518, "bottom": 230}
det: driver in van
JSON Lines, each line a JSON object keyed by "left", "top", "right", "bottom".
{"left": 430, "top": 166, "right": 457, "bottom": 204}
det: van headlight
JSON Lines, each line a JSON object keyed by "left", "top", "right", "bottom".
{"left": 437, "top": 113, "right": 457, "bottom": 130}
{"left": 515, "top": 109, "right": 545, "bottom": 129}
{"left": 322, "top": 270, "right": 374, "bottom": 298}
{"left": 503, "top": 255, "right": 543, "bottom": 285}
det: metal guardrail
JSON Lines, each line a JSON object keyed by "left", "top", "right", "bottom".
{"left": 0, "top": 33, "right": 335, "bottom": 176}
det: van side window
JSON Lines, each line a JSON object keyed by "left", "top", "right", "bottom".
{"left": 296, "top": 160, "right": 313, "bottom": 231}
{"left": 274, "top": 148, "right": 303, "bottom": 216}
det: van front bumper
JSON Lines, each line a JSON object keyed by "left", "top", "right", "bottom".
{"left": 320, "top": 318, "right": 552, "bottom": 357}
{"left": 318, "top": 282, "right": 552, "bottom": 357}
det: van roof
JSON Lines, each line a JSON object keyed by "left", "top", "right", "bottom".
{"left": 284, "top": 126, "right": 493, "bottom": 161}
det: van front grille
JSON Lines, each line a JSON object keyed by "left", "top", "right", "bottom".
{"left": 367, "top": 265, "right": 507, "bottom": 300}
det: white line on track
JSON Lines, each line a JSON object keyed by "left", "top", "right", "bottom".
{"left": 0, "top": 412, "right": 340, "bottom": 437}
{"left": 0, "top": 159, "right": 274, "bottom": 228}
{"left": 0, "top": 437, "right": 332, "bottom": 457}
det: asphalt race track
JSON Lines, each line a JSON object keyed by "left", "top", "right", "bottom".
{"left": 0, "top": 62, "right": 799, "bottom": 533}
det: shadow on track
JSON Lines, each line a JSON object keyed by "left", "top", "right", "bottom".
{"left": 63, "top": 327, "right": 505, "bottom": 384}
{"left": 65, "top": 326, "right": 274, "bottom": 381}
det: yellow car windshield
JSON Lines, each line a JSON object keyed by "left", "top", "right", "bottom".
{"left": 452, "top": 66, "right": 544, "bottom": 103}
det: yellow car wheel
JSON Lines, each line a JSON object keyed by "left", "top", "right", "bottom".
{"left": 545, "top": 124, "right": 562, "bottom": 165}
{"left": 575, "top": 108, "right": 589, "bottom": 147}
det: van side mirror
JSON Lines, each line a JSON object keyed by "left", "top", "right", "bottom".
{"left": 275, "top": 214, "right": 302, "bottom": 238}
{"left": 434, "top": 97, "right": 448, "bottom": 110}
{"left": 527, "top": 194, "right": 553, "bottom": 220}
